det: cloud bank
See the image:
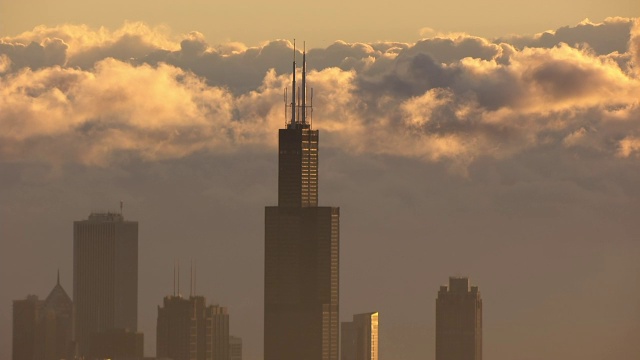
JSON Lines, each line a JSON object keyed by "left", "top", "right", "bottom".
{"left": 1, "top": 18, "right": 639, "bottom": 171}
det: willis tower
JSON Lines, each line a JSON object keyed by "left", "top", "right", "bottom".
{"left": 264, "top": 44, "right": 340, "bottom": 360}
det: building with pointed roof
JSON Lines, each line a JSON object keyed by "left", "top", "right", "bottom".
{"left": 12, "top": 271, "right": 73, "bottom": 360}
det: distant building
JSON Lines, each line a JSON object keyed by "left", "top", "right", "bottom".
{"left": 12, "top": 272, "right": 73, "bottom": 360}
{"left": 156, "top": 295, "right": 229, "bottom": 360}
{"left": 73, "top": 211, "right": 138, "bottom": 357}
{"left": 264, "top": 46, "right": 340, "bottom": 360}
{"left": 12, "top": 295, "right": 41, "bottom": 360}
{"left": 229, "top": 336, "right": 242, "bottom": 360}
{"left": 436, "top": 277, "right": 482, "bottom": 360}
{"left": 87, "top": 328, "right": 144, "bottom": 359}
{"left": 341, "top": 312, "right": 379, "bottom": 360}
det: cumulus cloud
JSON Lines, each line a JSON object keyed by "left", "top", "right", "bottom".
{"left": 630, "top": 19, "right": 640, "bottom": 74}
{"left": 497, "top": 17, "right": 635, "bottom": 55}
{"left": 1, "top": 19, "right": 639, "bottom": 172}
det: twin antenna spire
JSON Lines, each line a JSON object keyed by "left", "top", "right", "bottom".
{"left": 285, "top": 40, "right": 313, "bottom": 128}
{"left": 173, "top": 260, "right": 197, "bottom": 297}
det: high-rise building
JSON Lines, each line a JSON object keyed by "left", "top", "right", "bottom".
{"left": 87, "top": 328, "right": 144, "bottom": 359}
{"left": 37, "top": 272, "right": 74, "bottom": 360}
{"left": 157, "top": 295, "right": 230, "bottom": 360}
{"left": 229, "top": 336, "right": 242, "bottom": 360}
{"left": 341, "top": 312, "right": 379, "bottom": 360}
{"left": 73, "top": 211, "right": 138, "bottom": 357}
{"left": 12, "top": 272, "right": 73, "bottom": 360}
{"left": 264, "top": 46, "right": 340, "bottom": 360}
{"left": 12, "top": 295, "right": 41, "bottom": 360}
{"left": 435, "top": 277, "right": 482, "bottom": 360}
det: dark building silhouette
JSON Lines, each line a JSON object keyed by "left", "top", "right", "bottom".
{"left": 73, "top": 211, "right": 138, "bottom": 357}
{"left": 156, "top": 294, "right": 230, "bottom": 360}
{"left": 264, "top": 46, "right": 340, "bottom": 360}
{"left": 436, "top": 277, "right": 482, "bottom": 360}
{"left": 12, "top": 295, "right": 41, "bottom": 360}
{"left": 229, "top": 336, "right": 242, "bottom": 360}
{"left": 341, "top": 312, "right": 379, "bottom": 360}
{"left": 12, "top": 272, "right": 73, "bottom": 360}
{"left": 87, "top": 328, "right": 144, "bottom": 359}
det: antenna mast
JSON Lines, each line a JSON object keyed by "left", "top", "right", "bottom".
{"left": 290, "top": 40, "right": 297, "bottom": 126}
{"left": 302, "top": 42, "right": 306, "bottom": 124}
{"left": 284, "top": 88, "right": 288, "bottom": 128}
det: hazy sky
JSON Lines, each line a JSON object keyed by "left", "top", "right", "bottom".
{"left": 1, "top": 2, "right": 640, "bottom": 360}
{"left": 1, "top": 0, "right": 638, "bottom": 45}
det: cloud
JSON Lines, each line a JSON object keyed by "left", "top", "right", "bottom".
{"left": 630, "top": 19, "right": 640, "bottom": 74}
{"left": 617, "top": 136, "right": 640, "bottom": 158}
{"left": 1, "top": 19, "right": 639, "bottom": 172}
{"left": 497, "top": 17, "right": 635, "bottom": 55}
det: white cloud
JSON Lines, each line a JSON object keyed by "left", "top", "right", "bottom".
{"left": 0, "top": 19, "right": 639, "bottom": 171}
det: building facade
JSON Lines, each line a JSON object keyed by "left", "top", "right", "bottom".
{"left": 156, "top": 295, "right": 230, "bottom": 360}
{"left": 341, "top": 312, "right": 379, "bottom": 360}
{"left": 229, "top": 336, "right": 242, "bottom": 360}
{"left": 87, "top": 328, "right": 144, "bottom": 359}
{"left": 436, "top": 277, "right": 482, "bottom": 360}
{"left": 12, "top": 273, "right": 73, "bottom": 360}
{"left": 73, "top": 212, "right": 138, "bottom": 357}
{"left": 264, "top": 48, "right": 340, "bottom": 360}
{"left": 12, "top": 295, "right": 41, "bottom": 360}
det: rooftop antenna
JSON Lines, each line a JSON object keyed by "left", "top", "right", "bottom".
{"left": 302, "top": 42, "right": 306, "bottom": 124}
{"left": 190, "top": 260, "right": 193, "bottom": 297}
{"left": 120, "top": 201, "right": 123, "bottom": 216}
{"left": 173, "top": 260, "right": 176, "bottom": 296}
{"left": 57, "top": 268, "right": 60, "bottom": 285}
{"left": 177, "top": 260, "right": 180, "bottom": 297}
{"left": 284, "top": 87, "right": 288, "bottom": 128}
{"left": 194, "top": 260, "right": 197, "bottom": 296}
{"left": 310, "top": 87, "right": 314, "bottom": 129}
{"left": 291, "top": 39, "right": 296, "bottom": 125}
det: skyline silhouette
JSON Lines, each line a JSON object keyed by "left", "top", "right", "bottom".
{"left": 2, "top": 14, "right": 640, "bottom": 360}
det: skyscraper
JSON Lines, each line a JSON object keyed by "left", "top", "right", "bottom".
{"left": 229, "top": 335, "right": 242, "bottom": 360}
{"left": 73, "top": 211, "right": 138, "bottom": 357}
{"left": 341, "top": 312, "right": 379, "bottom": 360}
{"left": 37, "top": 272, "right": 73, "bottom": 360}
{"left": 436, "top": 277, "right": 482, "bottom": 360}
{"left": 264, "top": 45, "right": 340, "bottom": 360}
{"left": 12, "top": 272, "right": 73, "bottom": 360}
{"left": 157, "top": 293, "right": 230, "bottom": 360}
{"left": 12, "top": 295, "right": 41, "bottom": 360}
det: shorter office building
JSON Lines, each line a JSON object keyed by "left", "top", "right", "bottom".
{"left": 341, "top": 312, "right": 379, "bottom": 360}
{"left": 229, "top": 335, "right": 242, "bottom": 360}
{"left": 12, "top": 273, "right": 73, "bottom": 360}
{"left": 157, "top": 295, "right": 229, "bottom": 360}
{"left": 436, "top": 277, "right": 482, "bottom": 360}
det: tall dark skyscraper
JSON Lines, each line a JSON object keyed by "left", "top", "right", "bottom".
{"left": 73, "top": 211, "right": 138, "bottom": 357}
{"left": 436, "top": 277, "right": 482, "bottom": 360}
{"left": 264, "top": 46, "right": 340, "bottom": 360}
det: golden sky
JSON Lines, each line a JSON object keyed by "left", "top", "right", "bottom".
{"left": 1, "top": 0, "right": 637, "bottom": 45}
{"left": 1, "top": 3, "right": 640, "bottom": 360}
